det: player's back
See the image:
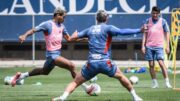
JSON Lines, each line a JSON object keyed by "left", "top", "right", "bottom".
{"left": 87, "top": 23, "right": 112, "bottom": 60}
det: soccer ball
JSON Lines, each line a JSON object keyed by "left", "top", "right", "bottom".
{"left": 4, "top": 76, "right": 24, "bottom": 85}
{"left": 86, "top": 83, "right": 101, "bottom": 96}
{"left": 129, "top": 75, "right": 139, "bottom": 84}
{"left": 4, "top": 76, "right": 12, "bottom": 85}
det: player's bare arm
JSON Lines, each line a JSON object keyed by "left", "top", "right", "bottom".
{"left": 165, "top": 32, "right": 170, "bottom": 54}
{"left": 63, "top": 34, "right": 71, "bottom": 42}
{"left": 69, "top": 31, "right": 88, "bottom": 42}
{"left": 63, "top": 33, "right": 86, "bottom": 42}
{"left": 19, "top": 28, "right": 36, "bottom": 43}
{"left": 141, "top": 24, "right": 148, "bottom": 54}
{"left": 75, "top": 38, "right": 88, "bottom": 42}
{"left": 141, "top": 30, "right": 147, "bottom": 54}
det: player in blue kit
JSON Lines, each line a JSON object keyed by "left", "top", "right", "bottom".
{"left": 52, "top": 10, "right": 144, "bottom": 101}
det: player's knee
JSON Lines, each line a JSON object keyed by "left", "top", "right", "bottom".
{"left": 114, "top": 72, "right": 124, "bottom": 79}
{"left": 149, "top": 64, "right": 154, "bottom": 68}
{"left": 119, "top": 75, "right": 124, "bottom": 80}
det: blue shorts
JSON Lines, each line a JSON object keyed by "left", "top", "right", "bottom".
{"left": 44, "top": 50, "right": 61, "bottom": 68}
{"left": 145, "top": 46, "right": 164, "bottom": 61}
{"left": 81, "top": 60, "right": 117, "bottom": 80}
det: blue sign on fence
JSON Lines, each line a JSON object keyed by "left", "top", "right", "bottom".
{"left": 0, "top": 0, "right": 179, "bottom": 41}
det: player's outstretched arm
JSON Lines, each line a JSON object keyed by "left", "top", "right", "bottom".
{"left": 19, "top": 28, "right": 36, "bottom": 43}
{"left": 70, "top": 28, "right": 89, "bottom": 42}
{"left": 115, "top": 28, "right": 141, "bottom": 35}
{"left": 64, "top": 31, "right": 88, "bottom": 42}
{"left": 63, "top": 34, "right": 71, "bottom": 42}
{"left": 110, "top": 25, "right": 145, "bottom": 35}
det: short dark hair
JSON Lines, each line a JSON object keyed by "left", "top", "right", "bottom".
{"left": 152, "top": 6, "right": 160, "bottom": 13}
{"left": 96, "top": 10, "right": 108, "bottom": 23}
{"left": 53, "top": 7, "right": 66, "bottom": 17}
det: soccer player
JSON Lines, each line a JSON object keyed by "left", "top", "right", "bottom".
{"left": 141, "top": 6, "right": 172, "bottom": 88}
{"left": 10, "top": 7, "right": 90, "bottom": 89}
{"left": 52, "top": 10, "right": 143, "bottom": 101}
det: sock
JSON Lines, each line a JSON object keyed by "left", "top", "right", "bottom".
{"left": 81, "top": 83, "right": 89, "bottom": 92}
{"left": 165, "top": 78, "right": 169, "bottom": 83}
{"left": 152, "top": 79, "right": 158, "bottom": 85}
{"left": 60, "top": 91, "right": 69, "bottom": 100}
{"left": 19, "top": 72, "right": 29, "bottom": 80}
{"left": 130, "top": 89, "right": 137, "bottom": 98}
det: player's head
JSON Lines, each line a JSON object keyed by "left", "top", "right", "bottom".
{"left": 151, "top": 6, "right": 160, "bottom": 20}
{"left": 96, "top": 10, "right": 108, "bottom": 23}
{"left": 53, "top": 7, "right": 66, "bottom": 23}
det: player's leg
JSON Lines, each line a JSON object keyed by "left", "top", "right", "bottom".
{"left": 157, "top": 60, "right": 172, "bottom": 88}
{"left": 114, "top": 68, "right": 133, "bottom": 91}
{"left": 54, "top": 56, "right": 76, "bottom": 78}
{"left": 11, "top": 60, "right": 54, "bottom": 87}
{"left": 156, "top": 47, "right": 172, "bottom": 88}
{"left": 101, "top": 60, "right": 142, "bottom": 101}
{"left": 145, "top": 47, "right": 158, "bottom": 88}
{"left": 52, "top": 72, "right": 87, "bottom": 101}
{"left": 11, "top": 50, "right": 60, "bottom": 87}
{"left": 157, "top": 60, "right": 168, "bottom": 78}
{"left": 114, "top": 67, "right": 142, "bottom": 101}
{"left": 52, "top": 62, "right": 97, "bottom": 101}
{"left": 55, "top": 57, "right": 97, "bottom": 81}
{"left": 149, "top": 60, "right": 156, "bottom": 79}
{"left": 148, "top": 60, "right": 158, "bottom": 88}
{"left": 55, "top": 58, "right": 92, "bottom": 94}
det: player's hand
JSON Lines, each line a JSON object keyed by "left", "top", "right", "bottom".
{"left": 70, "top": 30, "right": 78, "bottom": 41}
{"left": 72, "top": 30, "right": 78, "bottom": 36}
{"left": 141, "top": 24, "right": 148, "bottom": 33}
{"left": 140, "top": 26, "right": 144, "bottom": 33}
{"left": 19, "top": 35, "right": 26, "bottom": 43}
{"left": 141, "top": 47, "right": 146, "bottom": 54}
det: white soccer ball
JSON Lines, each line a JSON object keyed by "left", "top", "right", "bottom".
{"left": 4, "top": 76, "right": 24, "bottom": 85}
{"left": 86, "top": 83, "right": 101, "bottom": 96}
{"left": 129, "top": 75, "right": 139, "bottom": 84}
{"left": 4, "top": 76, "right": 13, "bottom": 85}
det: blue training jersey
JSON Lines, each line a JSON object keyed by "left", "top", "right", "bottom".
{"left": 78, "top": 23, "right": 141, "bottom": 60}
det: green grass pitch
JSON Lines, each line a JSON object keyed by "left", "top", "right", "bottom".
{"left": 0, "top": 67, "right": 180, "bottom": 101}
